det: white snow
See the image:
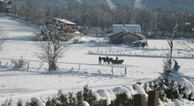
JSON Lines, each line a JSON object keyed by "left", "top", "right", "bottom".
{"left": 96, "top": 89, "right": 112, "bottom": 104}
{"left": 31, "top": 97, "right": 45, "bottom": 106}
{"left": 123, "top": 85, "right": 137, "bottom": 95}
{"left": 133, "top": 84, "right": 148, "bottom": 99}
{"left": 82, "top": 101, "right": 90, "bottom": 106}
{"left": 113, "top": 87, "right": 132, "bottom": 99}
{"left": 0, "top": 16, "right": 194, "bottom": 105}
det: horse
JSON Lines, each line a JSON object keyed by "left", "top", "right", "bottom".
{"left": 101, "top": 56, "right": 113, "bottom": 64}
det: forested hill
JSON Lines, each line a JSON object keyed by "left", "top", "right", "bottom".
{"left": 142, "top": 0, "right": 194, "bottom": 13}
{"left": 14, "top": 0, "right": 194, "bottom": 13}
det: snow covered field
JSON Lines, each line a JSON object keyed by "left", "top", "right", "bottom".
{"left": 0, "top": 16, "right": 194, "bottom": 105}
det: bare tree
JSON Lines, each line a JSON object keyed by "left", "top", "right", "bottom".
{"left": 0, "top": 29, "right": 7, "bottom": 50}
{"left": 163, "top": 25, "right": 179, "bottom": 79}
{"left": 36, "top": 22, "right": 66, "bottom": 71}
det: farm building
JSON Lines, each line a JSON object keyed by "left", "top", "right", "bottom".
{"left": 40, "top": 18, "right": 80, "bottom": 41}
{"left": 0, "top": 0, "right": 13, "bottom": 13}
{"left": 53, "top": 18, "right": 76, "bottom": 32}
{"left": 112, "top": 24, "right": 141, "bottom": 33}
{"left": 109, "top": 24, "right": 144, "bottom": 44}
{"left": 109, "top": 31, "right": 144, "bottom": 44}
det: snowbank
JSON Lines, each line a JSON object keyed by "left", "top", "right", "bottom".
{"left": 113, "top": 87, "right": 132, "bottom": 99}
{"left": 95, "top": 89, "right": 112, "bottom": 104}
{"left": 82, "top": 101, "right": 90, "bottom": 106}
{"left": 133, "top": 84, "right": 148, "bottom": 99}
{"left": 31, "top": 97, "right": 45, "bottom": 106}
{"left": 176, "top": 78, "right": 194, "bottom": 99}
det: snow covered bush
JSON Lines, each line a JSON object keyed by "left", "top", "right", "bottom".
{"left": 43, "top": 85, "right": 133, "bottom": 106}
{"left": 110, "top": 93, "right": 133, "bottom": 106}
{"left": 14, "top": 78, "right": 194, "bottom": 106}
{"left": 17, "top": 99, "right": 23, "bottom": 106}
{"left": 1, "top": 97, "right": 12, "bottom": 106}
{"left": 11, "top": 57, "right": 27, "bottom": 69}
{"left": 31, "top": 97, "right": 45, "bottom": 106}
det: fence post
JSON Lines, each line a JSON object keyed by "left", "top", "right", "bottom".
{"left": 27, "top": 62, "right": 29, "bottom": 70}
{"left": 111, "top": 67, "right": 114, "bottom": 75}
{"left": 134, "top": 94, "right": 146, "bottom": 106}
{"left": 5, "top": 62, "right": 8, "bottom": 67}
{"left": 148, "top": 91, "right": 159, "bottom": 106}
{"left": 125, "top": 67, "right": 127, "bottom": 76}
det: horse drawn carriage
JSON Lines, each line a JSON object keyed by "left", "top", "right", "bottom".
{"left": 98, "top": 56, "right": 124, "bottom": 65}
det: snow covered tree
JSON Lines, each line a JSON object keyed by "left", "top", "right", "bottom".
{"left": 163, "top": 25, "right": 179, "bottom": 79}
{"left": 37, "top": 21, "right": 66, "bottom": 71}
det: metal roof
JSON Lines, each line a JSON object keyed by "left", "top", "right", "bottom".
{"left": 112, "top": 24, "right": 141, "bottom": 33}
{"left": 109, "top": 31, "right": 145, "bottom": 39}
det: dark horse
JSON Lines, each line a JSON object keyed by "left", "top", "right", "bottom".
{"left": 101, "top": 56, "right": 113, "bottom": 64}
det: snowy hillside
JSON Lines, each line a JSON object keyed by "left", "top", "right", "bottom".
{"left": 0, "top": 16, "right": 194, "bottom": 105}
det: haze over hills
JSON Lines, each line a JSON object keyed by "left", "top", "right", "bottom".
{"left": 14, "top": 0, "right": 194, "bottom": 13}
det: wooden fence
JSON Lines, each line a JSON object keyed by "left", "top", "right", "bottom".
{"left": 0, "top": 58, "right": 131, "bottom": 76}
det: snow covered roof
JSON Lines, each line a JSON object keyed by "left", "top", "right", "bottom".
{"left": 112, "top": 24, "right": 141, "bottom": 33}
{"left": 54, "top": 18, "right": 76, "bottom": 25}
{"left": 109, "top": 31, "right": 144, "bottom": 39}
{"left": 1, "top": 0, "right": 13, "bottom": 4}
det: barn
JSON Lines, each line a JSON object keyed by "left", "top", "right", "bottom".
{"left": 109, "top": 31, "right": 144, "bottom": 44}
{"left": 109, "top": 24, "right": 145, "bottom": 44}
